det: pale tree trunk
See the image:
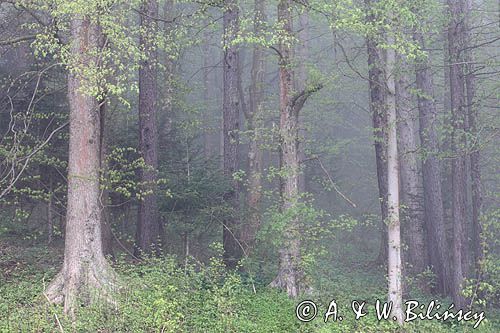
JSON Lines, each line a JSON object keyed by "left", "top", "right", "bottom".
{"left": 135, "top": 0, "right": 161, "bottom": 256}
{"left": 45, "top": 16, "right": 117, "bottom": 315}
{"left": 386, "top": 34, "right": 403, "bottom": 325}
{"left": 240, "top": 0, "right": 266, "bottom": 253}
{"left": 447, "top": 0, "right": 468, "bottom": 309}
{"left": 414, "top": 32, "right": 450, "bottom": 295}
{"left": 365, "top": 0, "right": 388, "bottom": 265}
{"left": 395, "top": 58, "right": 426, "bottom": 280}
{"left": 271, "top": 0, "right": 321, "bottom": 297}
{"left": 222, "top": 0, "right": 242, "bottom": 268}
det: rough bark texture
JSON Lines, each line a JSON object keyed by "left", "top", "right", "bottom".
{"left": 386, "top": 35, "right": 403, "bottom": 325}
{"left": 395, "top": 59, "right": 426, "bottom": 279}
{"left": 365, "top": 5, "right": 388, "bottom": 264}
{"left": 271, "top": 0, "right": 300, "bottom": 298}
{"left": 447, "top": 0, "right": 468, "bottom": 309}
{"left": 222, "top": 0, "right": 242, "bottom": 268}
{"left": 135, "top": 0, "right": 161, "bottom": 256}
{"left": 240, "top": 0, "right": 266, "bottom": 253}
{"left": 99, "top": 101, "right": 113, "bottom": 257}
{"left": 270, "top": 0, "right": 321, "bottom": 297}
{"left": 45, "top": 16, "right": 117, "bottom": 314}
{"left": 414, "top": 32, "right": 450, "bottom": 295}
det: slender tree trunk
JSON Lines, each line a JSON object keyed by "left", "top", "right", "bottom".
{"left": 241, "top": 0, "right": 266, "bottom": 253}
{"left": 414, "top": 32, "right": 450, "bottom": 295}
{"left": 395, "top": 58, "right": 426, "bottom": 280}
{"left": 386, "top": 32, "right": 403, "bottom": 325}
{"left": 135, "top": 0, "right": 160, "bottom": 256}
{"left": 45, "top": 15, "right": 117, "bottom": 314}
{"left": 447, "top": 0, "right": 468, "bottom": 309}
{"left": 297, "top": 10, "right": 309, "bottom": 194}
{"left": 365, "top": 5, "right": 388, "bottom": 264}
{"left": 464, "top": 0, "right": 483, "bottom": 274}
{"left": 222, "top": 0, "right": 242, "bottom": 268}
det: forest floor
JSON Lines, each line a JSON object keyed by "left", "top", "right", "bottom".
{"left": 0, "top": 228, "right": 499, "bottom": 332}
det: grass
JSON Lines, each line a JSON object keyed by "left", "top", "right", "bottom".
{"left": 0, "top": 231, "right": 499, "bottom": 332}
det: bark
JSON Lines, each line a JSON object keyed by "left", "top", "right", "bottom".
{"left": 297, "top": 10, "right": 309, "bottom": 194}
{"left": 270, "top": 0, "right": 321, "bottom": 297}
{"left": 222, "top": 0, "right": 242, "bottom": 268}
{"left": 44, "top": 16, "right": 117, "bottom": 314}
{"left": 395, "top": 59, "right": 426, "bottom": 280}
{"left": 271, "top": 0, "right": 300, "bottom": 298}
{"left": 99, "top": 101, "right": 113, "bottom": 257}
{"left": 365, "top": 15, "right": 388, "bottom": 265}
{"left": 240, "top": 0, "right": 266, "bottom": 253}
{"left": 447, "top": 0, "right": 468, "bottom": 309}
{"left": 464, "top": 0, "right": 483, "bottom": 274}
{"left": 386, "top": 33, "right": 403, "bottom": 325}
{"left": 135, "top": 0, "right": 161, "bottom": 256}
{"left": 414, "top": 32, "right": 450, "bottom": 295}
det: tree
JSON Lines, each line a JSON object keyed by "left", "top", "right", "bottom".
{"left": 414, "top": 31, "right": 450, "bottom": 295}
{"left": 395, "top": 57, "right": 426, "bottom": 280}
{"left": 222, "top": 0, "right": 242, "bottom": 268}
{"left": 270, "top": 0, "right": 321, "bottom": 297}
{"left": 241, "top": 0, "right": 266, "bottom": 253}
{"left": 447, "top": 0, "right": 469, "bottom": 309}
{"left": 385, "top": 25, "right": 403, "bottom": 325}
{"left": 365, "top": 0, "right": 389, "bottom": 265}
{"left": 44, "top": 14, "right": 117, "bottom": 314}
{"left": 135, "top": 0, "right": 161, "bottom": 256}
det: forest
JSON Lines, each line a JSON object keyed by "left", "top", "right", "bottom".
{"left": 0, "top": 0, "right": 499, "bottom": 332}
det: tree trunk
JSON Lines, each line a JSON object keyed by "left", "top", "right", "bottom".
{"left": 135, "top": 0, "right": 161, "bottom": 256}
{"left": 395, "top": 58, "right": 426, "bottom": 280}
{"left": 414, "top": 32, "right": 450, "bottom": 295}
{"left": 385, "top": 32, "right": 403, "bottom": 325}
{"left": 447, "top": 0, "right": 468, "bottom": 309}
{"left": 241, "top": 0, "right": 266, "bottom": 253}
{"left": 99, "top": 101, "right": 113, "bottom": 257}
{"left": 365, "top": 6, "right": 388, "bottom": 264}
{"left": 297, "top": 10, "right": 309, "bottom": 194}
{"left": 44, "top": 15, "right": 117, "bottom": 315}
{"left": 464, "top": 0, "right": 483, "bottom": 275}
{"left": 222, "top": 0, "right": 242, "bottom": 268}
{"left": 271, "top": 0, "right": 300, "bottom": 298}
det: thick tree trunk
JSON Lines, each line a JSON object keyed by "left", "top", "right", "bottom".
{"left": 386, "top": 35, "right": 403, "bottom": 325}
{"left": 395, "top": 60, "right": 426, "bottom": 280}
{"left": 447, "top": 0, "right": 468, "bottom": 309}
{"left": 240, "top": 0, "right": 266, "bottom": 253}
{"left": 271, "top": 0, "right": 300, "bottom": 298}
{"left": 135, "top": 0, "right": 161, "bottom": 256}
{"left": 45, "top": 16, "right": 117, "bottom": 314}
{"left": 99, "top": 102, "right": 113, "bottom": 257}
{"left": 414, "top": 32, "right": 450, "bottom": 295}
{"left": 366, "top": 27, "right": 388, "bottom": 265}
{"left": 222, "top": 0, "right": 242, "bottom": 268}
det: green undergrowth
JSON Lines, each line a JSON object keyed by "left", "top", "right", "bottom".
{"left": 0, "top": 241, "right": 499, "bottom": 332}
